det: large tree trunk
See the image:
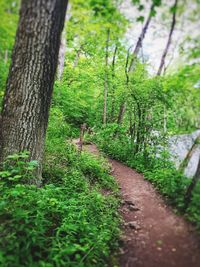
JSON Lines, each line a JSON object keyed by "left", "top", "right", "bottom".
{"left": 0, "top": 0, "right": 68, "bottom": 185}
{"left": 157, "top": 0, "right": 178, "bottom": 76}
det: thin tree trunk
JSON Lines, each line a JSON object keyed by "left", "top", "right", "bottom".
{"left": 78, "top": 123, "right": 86, "bottom": 154}
{"left": 0, "top": 0, "right": 68, "bottom": 185}
{"left": 110, "top": 45, "right": 118, "bottom": 122}
{"left": 141, "top": 108, "right": 146, "bottom": 151}
{"left": 117, "top": 103, "right": 126, "bottom": 125}
{"left": 129, "top": 105, "right": 135, "bottom": 147}
{"left": 57, "top": 3, "right": 71, "bottom": 80}
{"left": 157, "top": 0, "right": 178, "bottom": 76}
{"left": 103, "top": 29, "right": 110, "bottom": 125}
{"left": 116, "top": 45, "right": 132, "bottom": 126}
{"left": 73, "top": 47, "right": 82, "bottom": 68}
{"left": 184, "top": 156, "right": 200, "bottom": 210}
{"left": 163, "top": 104, "right": 167, "bottom": 133}
{"left": 135, "top": 106, "right": 142, "bottom": 154}
{"left": 179, "top": 134, "right": 200, "bottom": 173}
{"left": 117, "top": 4, "right": 155, "bottom": 125}
{"left": 156, "top": 0, "right": 178, "bottom": 134}
{"left": 4, "top": 50, "right": 8, "bottom": 63}
{"left": 133, "top": 106, "right": 137, "bottom": 143}
{"left": 128, "top": 3, "right": 155, "bottom": 72}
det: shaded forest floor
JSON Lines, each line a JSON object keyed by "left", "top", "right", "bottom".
{"left": 83, "top": 142, "right": 200, "bottom": 267}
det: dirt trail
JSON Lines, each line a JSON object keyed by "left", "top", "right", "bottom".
{"left": 84, "top": 143, "right": 200, "bottom": 267}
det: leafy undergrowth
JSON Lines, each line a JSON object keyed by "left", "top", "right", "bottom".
{"left": 94, "top": 128, "right": 200, "bottom": 231}
{"left": 0, "top": 109, "right": 120, "bottom": 267}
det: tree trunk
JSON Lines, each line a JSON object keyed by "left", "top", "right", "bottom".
{"left": 57, "top": 3, "right": 71, "bottom": 80}
{"left": 184, "top": 155, "right": 200, "bottom": 210}
{"left": 116, "top": 46, "right": 132, "bottom": 126}
{"left": 103, "top": 29, "right": 110, "bottom": 125}
{"left": 163, "top": 104, "right": 167, "bottom": 133}
{"left": 179, "top": 134, "right": 200, "bottom": 173}
{"left": 135, "top": 106, "right": 142, "bottom": 154}
{"left": 117, "top": 4, "right": 155, "bottom": 125}
{"left": 4, "top": 50, "right": 8, "bottom": 63}
{"left": 128, "top": 4, "right": 154, "bottom": 72}
{"left": 117, "top": 102, "right": 126, "bottom": 125}
{"left": 73, "top": 47, "right": 82, "bottom": 68}
{"left": 110, "top": 45, "right": 118, "bottom": 122}
{"left": 157, "top": 0, "right": 178, "bottom": 76}
{"left": 0, "top": 0, "right": 68, "bottom": 185}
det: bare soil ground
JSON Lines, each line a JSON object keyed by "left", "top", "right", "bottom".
{"left": 83, "top": 142, "right": 200, "bottom": 267}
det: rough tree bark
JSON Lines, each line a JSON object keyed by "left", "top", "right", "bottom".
{"left": 157, "top": 0, "right": 178, "bottom": 76}
{"left": 0, "top": 0, "right": 68, "bottom": 184}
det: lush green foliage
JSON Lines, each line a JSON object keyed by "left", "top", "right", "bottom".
{"left": 63, "top": 1, "right": 200, "bottom": 234}
{"left": 1, "top": 0, "right": 200, "bottom": 265}
{"left": 0, "top": 1, "right": 123, "bottom": 266}
{"left": 0, "top": 117, "right": 120, "bottom": 266}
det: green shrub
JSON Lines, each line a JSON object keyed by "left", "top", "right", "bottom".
{"left": 0, "top": 147, "right": 120, "bottom": 267}
{"left": 0, "top": 152, "right": 38, "bottom": 185}
{"left": 79, "top": 152, "right": 117, "bottom": 190}
{"left": 0, "top": 112, "right": 120, "bottom": 267}
{"left": 145, "top": 168, "right": 189, "bottom": 209}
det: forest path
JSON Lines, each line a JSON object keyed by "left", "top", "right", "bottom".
{"left": 83, "top": 143, "right": 200, "bottom": 267}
